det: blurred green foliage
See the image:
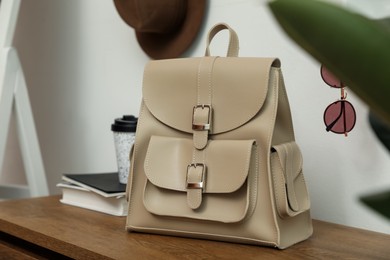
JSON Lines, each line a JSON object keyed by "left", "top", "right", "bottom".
{"left": 268, "top": 0, "right": 390, "bottom": 219}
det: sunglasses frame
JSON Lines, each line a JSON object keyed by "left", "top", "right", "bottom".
{"left": 320, "top": 65, "right": 356, "bottom": 136}
{"left": 323, "top": 99, "right": 356, "bottom": 135}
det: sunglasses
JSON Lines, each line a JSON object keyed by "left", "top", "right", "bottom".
{"left": 320, "top": 65, "right": 356, "bottom": 136}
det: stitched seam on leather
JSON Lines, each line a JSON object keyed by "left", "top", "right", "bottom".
{"left": 297, "top": 174, "right": 309, "bottom": 211}
{"left": 271, "top": 153, "right": 286, "bottom": 218}
{"left": 299, "top": 174, "right": 311, "bottom": 209}
{"left": 271, "top": 154, "right": 278, "bottom": 206}
{"left": 127, "top": 101, "right": 146, "bottom": 220}
{"left": 130, "top": 225, "right": 277, "bottom": 247}
{"left": 267, "top": 66, "right": 278, "bottom": 148}
{"left": 288, "top": 143, "right": 298, "bottom": 208}
{"left": 278, "top": 69, "right": 295, "bottom": 140}
{"left": 267, "top": 63, "right": 281, "bottom": 243}
{"left": 194, "top": 57, "right": 217, "bottom": 149}
{"left": 195, "top": 56, "right": 217, "bottom": 106}
{"left": 211, "top": 141, "right": 254, "bottom": 192}
{"left": 141, "top": 63, "right": 151, "bottom": 109}
{"left": 283, "top": 143, "right": 298, "bottom": 211}
{"left": 143, "top": 137, "right": 172, "bottom": 189}
{"left": 244, "top": 141, "right": 253, "bottom": 191}
{"left": 187, "top": 190, "right": 202, "bottom": 209}
{"left": 295, "top": 144, "right": 303, "bottom": 179}
{"left": 143, "top": 139, "right": 162, "bottom": 189}
{"left": 209, "top": 57, "right": 218, "bottom": 105}
{"left": 191, "top": 147, "right": 196, "bottom": 164}
{"left": 228, "top": 29, "right": 239, "bottom": 57}
{"left": 246, "top": 144, "right": 258, "bottom": 219}
{"left": 253, "top": 145, "right": 259, "bottom": 214}
{"left": 196, "top": 58, "right": 203, "bottom": 105}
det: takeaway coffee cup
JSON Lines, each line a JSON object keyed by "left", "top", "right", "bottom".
{"left": 111, "top": 115, "right": 137, "bottom": 184}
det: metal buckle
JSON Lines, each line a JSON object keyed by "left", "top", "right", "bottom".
{"left": 192, "top": 105, "right": 212, "bottom": 131}
{"left": 186, "top": 163, "right": 206, "bottom": 190}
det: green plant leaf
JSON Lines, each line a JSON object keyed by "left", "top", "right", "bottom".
{"left": 368, "top": 18, "right": 390, "bottom": 153}
{"left": 369, "top": 110, "right": 390, "bottom": 152}
{"left": 268, "top": 0, "right": 390, "bottom": 123}
{"left": 360, "top": 189, "right": 390, "bottom": 219}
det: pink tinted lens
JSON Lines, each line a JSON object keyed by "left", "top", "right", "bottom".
{"left": 321, "top": 66, "right": 341, "bottom": 88}
{"left": 324, "top": 100, "right": 356, "bottom": 134}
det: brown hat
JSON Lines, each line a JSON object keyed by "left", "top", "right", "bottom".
{"left": 113, "top": 0, "right": 207, "bottom": 59}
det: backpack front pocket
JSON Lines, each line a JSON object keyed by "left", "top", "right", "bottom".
{"left": 143, "top": 136, "right": 258, "bottom": 223}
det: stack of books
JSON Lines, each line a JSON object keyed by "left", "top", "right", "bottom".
{"left": 57, "top": 172, "right": 128, "bottom": 216}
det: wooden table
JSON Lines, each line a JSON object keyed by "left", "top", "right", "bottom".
{"left": 0, "top": 196, "right": 389, "bottom": 259}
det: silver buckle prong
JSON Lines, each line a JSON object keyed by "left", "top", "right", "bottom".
{"left": 192, "top": 105, "right": 212, "bottom": 131}
{"left": 186, "top": 163, "right": 206, "bottom": 191}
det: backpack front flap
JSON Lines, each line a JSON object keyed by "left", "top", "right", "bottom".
{"left": 142, "top": 56, "right": 276, "bottom": 135}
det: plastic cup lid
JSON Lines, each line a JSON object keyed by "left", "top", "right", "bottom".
{"left": 111, "top": 115, "right": 138, "bottom": 132}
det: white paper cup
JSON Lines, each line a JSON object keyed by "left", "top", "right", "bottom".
{"left": 111, "top": 115, "right": 137, "bottom": 184}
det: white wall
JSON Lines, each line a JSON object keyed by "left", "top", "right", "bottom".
{"left": 3, "top": 0, "right": 389, "bottom": 234}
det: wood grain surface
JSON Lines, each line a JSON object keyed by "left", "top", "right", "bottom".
{"left": 0, "top": 196, "right": 389, "bottom": 259}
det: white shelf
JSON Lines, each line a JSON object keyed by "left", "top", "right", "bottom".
{"left": 0, "top": 0, "right": 48, "bottom": 198}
